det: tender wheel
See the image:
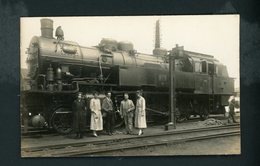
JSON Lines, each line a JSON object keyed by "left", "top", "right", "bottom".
{"left": 199, "top": 105, "right": 209, "bottom": 120}
{"left": 51, "top": 107, "right": 73, "bottom": 134}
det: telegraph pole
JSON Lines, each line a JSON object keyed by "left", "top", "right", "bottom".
{"left": 165, "top": 45, "right": 179, "bottom": 130}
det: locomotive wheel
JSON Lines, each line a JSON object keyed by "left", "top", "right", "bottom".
{"left": 176, "top": 115, "right": 186, "bottom": 123}
{"left": 51, "top": 107, "right": 73, "bottom": 134}
{"left": 114, "top": 111, "right": 124, "bottom": 128}
{"left": 199, "top": 105, "right": 209, "bottom": 120}
{"left": 186, "top": 114, "right": 191, "bottom": 120}
{"left": 114, "top": 120, "right": 124, "bottom": 128}
{"left": 176, "top": 104, "right": 189, "bottom": 122}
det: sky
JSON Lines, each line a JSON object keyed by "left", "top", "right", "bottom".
{"left": 20, "top": 15, "right": 239, "bottom": 87}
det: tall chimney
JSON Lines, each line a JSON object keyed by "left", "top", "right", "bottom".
{"left": 40, "top": 18, "right": 53, "bottom": 38}
{"left": 155, "top": 19, "right": 161, "bottom": 49}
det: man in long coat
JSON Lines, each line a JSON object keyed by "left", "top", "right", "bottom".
{"left": 102, "top": 92, "right": 114, "bottom": 135}
{"left": 90, "top": 91, "right": 103, "bottom": 137}
{"left": 135, "top": 90, "right": 147, "bottom": 135}
{"left": 72, "top": 92, "right": 86, "bottom": 139}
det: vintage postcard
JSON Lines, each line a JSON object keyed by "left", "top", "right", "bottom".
{"left": 20, "top": 15, "right": 240, "bottom": 157}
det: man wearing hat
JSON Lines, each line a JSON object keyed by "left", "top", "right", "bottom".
{"left": 72, "top": 92, "right": 87, "bottom": 139}
{"left": 135, "top": 90, "right": 147, "bottom": 135}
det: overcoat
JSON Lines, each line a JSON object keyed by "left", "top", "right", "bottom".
{"left": 90, "top": 98, "right": 103, "bottom": 131}
{"left": 134, "top": 96, "right": 147, "bottom": 128}
{"left": 72, "top": 99, "right": 86, "bottom": 133}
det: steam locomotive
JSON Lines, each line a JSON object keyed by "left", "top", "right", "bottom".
{"left": 21, "top": 18, "right": 234, "bottom": 134}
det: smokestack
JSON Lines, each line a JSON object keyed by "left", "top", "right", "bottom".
{"left": 40, "top": 18, "right": 53, "bottom": 38}
{"left": 153, "top": 19, "right": 167, "bottom": 56}
{"left": 155, "top": 19, "right": 160, "bottom": 49}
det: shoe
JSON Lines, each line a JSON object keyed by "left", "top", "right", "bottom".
{"left": 93, "top": 133, "right": 98, "bottom": 137}
{"left": 138, "top": 130, "right": 142, "bottom": 136}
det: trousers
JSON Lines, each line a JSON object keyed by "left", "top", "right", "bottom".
{"left": 124, "top": 114, "right": 133, "bottom": 133}
{"left": 228, "top": 111, "right": 237, "bottom": 123}
{"left": 105, "top": 111, "right": 115, "bottom": 133}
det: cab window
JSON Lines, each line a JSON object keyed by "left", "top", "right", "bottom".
{"left": 215, "top": 65, "right": 218, "bottom": 75}
{"left": 175, "top": 57, "right": 193, "bottom": 72}
{"left": 201, "top": 61, "right": 207, "bottom": 73}
{"left": 208, "top": 63, "right": 214, "bottom": 75}
{"left": 195, "top": 62, "right": 202, "bottom": 72}
{"left": 216, "top": 65, "right": 223, "bottom": 76}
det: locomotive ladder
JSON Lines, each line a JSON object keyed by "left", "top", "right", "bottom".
{"left": 209, "top": 65, "right": 215, "bottom": 113}
{"left": 209, "top": 92, "right": 214, "bottom": 113}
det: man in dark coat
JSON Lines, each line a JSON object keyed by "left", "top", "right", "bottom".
{"left": 228, "top": 97, "right": 238, "bottom": 123}
{"left": 72, "top": 92, "right": 87, "bottom": 138}
{"left": 102, "top": 92, "right": 114, "bottom": 135}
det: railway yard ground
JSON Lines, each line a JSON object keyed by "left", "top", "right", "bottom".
{"left": 21, "top": 113, "right": 240, "bottom": 157}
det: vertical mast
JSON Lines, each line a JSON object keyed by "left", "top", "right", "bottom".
{"left": 155, "top": 19, "right": 161, "bottom": 49}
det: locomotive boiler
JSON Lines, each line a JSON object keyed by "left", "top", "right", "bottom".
{"left": 21, "top": 18, "right": 234, "bottom": 134}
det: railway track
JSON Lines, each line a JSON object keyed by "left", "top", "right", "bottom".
{"left": 21, "top": 129, "right": 57, "bottom": 138}
{"left": 21, "top": 123, "right": 240, "bottom": 157}
{"left": 21, "top": 114, "right": 234, "bottom": 138}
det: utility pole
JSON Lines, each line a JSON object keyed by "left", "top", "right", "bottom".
{"left": 165, "top": 45, "right": 179, "bottom": 130}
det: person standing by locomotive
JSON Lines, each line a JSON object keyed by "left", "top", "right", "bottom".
{"left": 102, "top": 92, "right": 115, "bottom": 135}
{"left": 228, "top": 96, "right": 238, "bottom": 123}
{"left": 135, "top": 90, "right": 147, "bottom": 135}
{"left": 90, "top": 91, "right": 103, "bottom": 137}
{"left": 72, "top": 92, "right": 87, "bottom": 139}
{"left": 120, "top": 93, "right": 135, "bottom": 135}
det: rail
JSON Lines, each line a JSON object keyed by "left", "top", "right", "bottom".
{"left": 21, "top": 123, "right": 240, "bottom": 157}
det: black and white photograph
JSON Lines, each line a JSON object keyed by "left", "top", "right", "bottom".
{"left": 20, "top": 15, "right": 240, "bottom": 157}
